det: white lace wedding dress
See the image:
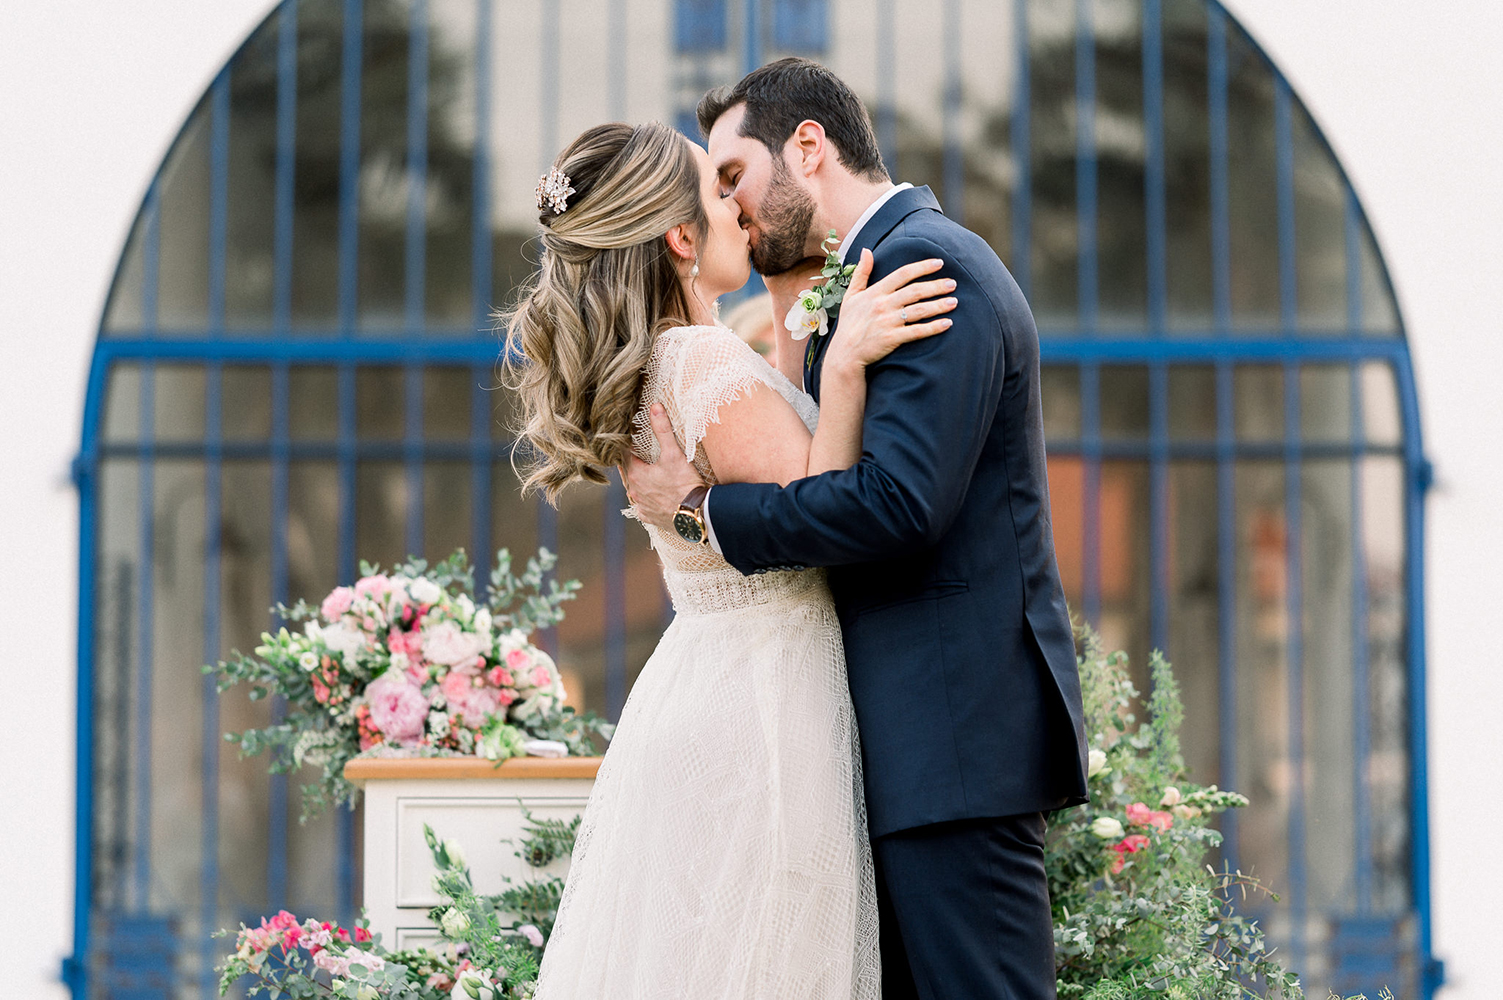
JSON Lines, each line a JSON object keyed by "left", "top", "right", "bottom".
{"left": 532, "top": 324, "right": 881, "bottom": 1000}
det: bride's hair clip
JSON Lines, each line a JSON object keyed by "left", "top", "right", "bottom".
{"left": 536, "top": 166, "right": 576, "bottom": 215}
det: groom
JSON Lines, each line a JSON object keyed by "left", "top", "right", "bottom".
{"left": 625, "top": 58, "right": 1087, "bottom": 1000}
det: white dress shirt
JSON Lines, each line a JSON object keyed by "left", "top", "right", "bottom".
{"left": 702, "top": 183, "right": 914, "bottom": 555}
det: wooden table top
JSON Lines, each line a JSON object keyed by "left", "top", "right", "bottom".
{"left": 344, "top": 755, "right": 603, "bottom": 783}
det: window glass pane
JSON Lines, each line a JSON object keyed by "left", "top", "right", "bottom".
{"left": 1361, "top": 456, "right": 1409, "bottom": 913}
{"left": 356, "top": 461, "right": 411, "bottom": 568}
{"left": 1359, "top": 217, "right": 1400, "bottom": 338}
{"left": 103, "top": 216, "right": 147, "bottom": 335}
{"left": 1225, "top": 23, "right": 1280, "bottom": 333}
{"left": 424, "top": 367, "right": 477, "bottom": 440}
{"left": 425, "top": 0, "right": 480, "bottom": 329}
{"left": 491, "top": 379, "right": 524, "bottom": 442}
{"left": 290, "top": 366, "right": 341, "bottom": 441}
{"left": 1099, "top": 460, "right": 1151, "bottom": 697}
{"left": 291, "top": 0, "right": 344, "bottom": 331}
{"left": 223, "top": 366, "right": 274, "bottom": 441}
{"left": 356, "top": 0, "right": 411, "bottom": 335}
{"left": 953, "top": 0, "right": 1015, "bottom": 268}
{"left": 357, "top": 367, "right": 406, "bottom": 440}
{"left": 1093, "top": 0, "right": 1147, "bottom": 332}
{"left": 1167, "top": 364, "right": 1215, "bottom": 441}
{"left": 1045, "top": 457, "right": 1084, "bottom": 610}
{"left": 1100, "top": 364, "right": 1149, "bottom": 440}
{"left": 1361, "top": 361, "right": 1402, "bottom": 448}
{"left": 226, "top": 13, "right": 281, "bottom": 331}
{"left": 1234, "top": 363, "right": 1283, "bottom": 441}
{"left": 423, "top": 461, "right": 473, "bottom": 561}
{"left": 1302, "top": 460, "right": 1356, "bottom": 916}
{"left": 157, "top": 97, "right": 213, "bottom": 335}
{"left": 1233, "top": 460, "right": 1289, "bottom": 926}
{"left": 1292, "top": 103, "right": 1346, "bottom": 333}
{"left": 1040, "top": 366, "right": 1081, "bottom": 439}
{"left": 1028, "top": 0, "right": 1079, "bottom": 330}
{"left": 104, "top": 363, "right": 144, "bottom": 444}
{"left": 491, "top": 462, "right": 539, "bottom": 580}
{"left": 1162, "top": 0, "right": 1211, "bottom": 332}
{"left": 1299, "top": 364, "right": 1352, "bottom": 442}
{"left": 1168, "top": 461, "right": 1220, "bottom": 788}
{"left": 155, "top": 365, "right": 207, "bottom": 443}
{"left": 217, "top": 461, "right": 275, "bottom": 915}
{"left": 287, "top": 461, "right": 340, "bottom": 615}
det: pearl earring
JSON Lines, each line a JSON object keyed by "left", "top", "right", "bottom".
{"left": 690, "top": 255, "right": 700, "bottom": 278}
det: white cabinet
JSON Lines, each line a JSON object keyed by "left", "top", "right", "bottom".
{"left": 345, "top": 757, "right": 601, "bottom": 948}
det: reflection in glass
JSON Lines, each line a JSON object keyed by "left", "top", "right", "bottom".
{"left": 1224, "top": 22, "right": 1280, "bottom": 332}
{"left": 1234, "top": 364, "right": 1283, "bottom": 441}
{"left": 156, "top": 97, "right": 212, "bottom": 334}
{"left": 104, "top": 363, "right": 144, "bottom": 444}
{"left": 103, "top": 208, "right": 148, "bottom": 334}
{"left": 1168, "top": 462, "right": 1220, "bottom": 787}
{"left": 223, "top": 366, "right": 275, "bottom": 441}
{"left": 1099, "top": 461, "right": 1150, "bottom": 697}
{"left": 287, "top": 462, "right": 340, "bottom": 601}
{"left": 424, "top": 367, "right": 478, "bottom": 440}
{"left": 1358, "top": 217, "right": 1400, "bottom": 337}
{"left": 424, "top": 0, "right": 480, "bottom": 328}
{"left": 291, "top": 0, "right": 346, "bottom": 330}
{"left": 1162, "top": 0, "right": 1212, "bottom": 331}
{"left": 1361, "top": 361, "right": 1402, "bottom": 447}
{"left": 356, "top": 366, "right": 406, "bottom": 440}
{"left": 1092, "top": 0, "right": 1147, "bottom": 331}
{"left": 1167, "top": 364, "right": 1215, "bottom": 440}
{"left": 356, "top": 461, "right": 411, "bottom": 567}
{"left": 290, "top": 366, "right": 341, "bottom": 441}
{"left": 356, "top": 0, "right": 414, "bottom": 333}
{"left": 227, "top": 12, "right": 281, "bottom": 330}
{"left": 154, "top": 365, "right": 207, "bottom": 443}
{"left": 1292, "top": 103, "right": 1346, "bottom": 333}
{"left": 1299, "top": 364, "right": 1352, "bottom": 442}
{"left": 1028, "top": 0, "right": 1079, "bottom": 328}
{"left": 424, "top": 461, "right": 474, "bottom": 560}
{"left": 1040, "top": 366, "right": 1081, "bottom": 439}
{"left": 1100, "top": 364, "right": 1150, "bottom": 440}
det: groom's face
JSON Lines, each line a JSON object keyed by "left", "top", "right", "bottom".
{"left": 707, "top": 104, "right": 816, "bottom": 277}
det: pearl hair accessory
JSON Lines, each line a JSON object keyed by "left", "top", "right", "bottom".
{"left": 535, "top": 166, "right": 575, "bottom": 215}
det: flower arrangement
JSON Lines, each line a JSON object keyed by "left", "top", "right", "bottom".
{"left": 215, "top": 826, "right": 542, "bottom": 999}
{"left": 207, "top": 548, "right": 614, "bottom": 819}
{"left": 1048, "top": 625, "right": 1304, "bottom": 999}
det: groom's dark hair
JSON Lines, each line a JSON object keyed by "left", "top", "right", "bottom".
{"left": 697, "top": 58, "right": 890, "bottom": 183}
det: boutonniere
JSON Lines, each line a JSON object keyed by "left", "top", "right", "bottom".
{"left": 783, "top": 229, "right": 858, "bottom": 345}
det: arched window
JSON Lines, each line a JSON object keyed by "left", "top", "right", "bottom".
{"left": 70, "top": 1, "right": 1433, "bottom": 997}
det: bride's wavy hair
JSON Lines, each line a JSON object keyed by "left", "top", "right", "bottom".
{"left": 501, "top": 122, "right": 707, "bottom": 502}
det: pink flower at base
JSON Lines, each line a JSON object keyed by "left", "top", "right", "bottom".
{"left": 366, "top": 671, "right": 430, "bottom": 744}
{"left": 1125, "top": 802, "right": 1175, "bottom": 832}
{"left": 321, "top": 586, "right": 355, "bottom": 621}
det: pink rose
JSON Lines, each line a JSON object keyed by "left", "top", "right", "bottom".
{"left": 1109, "top": 833, "right": 1152, "bottom": 873}
{"left": 531, "top": 665, "right": 553, "bottom": 688}
{"left": 497, "top": 689, "right": 517, "bottom": 706}
{"left": 354, "top": 574, "right": 392, "bottom": 598}
{"left": 441, "top": 671, "right": 499, "bottom": 727}
{"left": 321, "top": 586, "right": 355, "bottom": 621}
{"left": 366, "top": 671, "right": 429, "bottom": 744}
{"left": 506, "top": 649, "right": 530, "bottom": 672}
{"left": 518, "top": 923, "right": 545, "bottom": 948}
{"left": 1126, "top": 802, "right": 1174, "bottom": 832}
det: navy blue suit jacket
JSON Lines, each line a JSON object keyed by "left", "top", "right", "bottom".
{"left": 711, "top": 186, "right": 1088, "bottom": 837}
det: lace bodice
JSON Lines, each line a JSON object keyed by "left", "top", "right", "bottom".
{"left": 629, "top": 324, "right": 822, "bottom": 614}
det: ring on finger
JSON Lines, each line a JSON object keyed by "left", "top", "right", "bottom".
{"left": 899, "top": 306, "right": 908, "bottom": 322}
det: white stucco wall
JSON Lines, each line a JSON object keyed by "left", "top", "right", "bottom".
{"left": 1, "top": 2, "right": 1497, "bottom": 997}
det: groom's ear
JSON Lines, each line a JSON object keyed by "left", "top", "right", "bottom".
{"left": 789, "top": 120, "right": 827, "bottom": 178}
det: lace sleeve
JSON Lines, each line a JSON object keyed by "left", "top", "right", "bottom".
{"left": 632, "top": 326, "right": 808, "bottom": 483}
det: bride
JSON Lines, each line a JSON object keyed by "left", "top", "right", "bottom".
{"left": 503, "top": 120, "right": 955, "bottom": 999}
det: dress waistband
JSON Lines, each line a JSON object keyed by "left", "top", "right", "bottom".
{"left": 665, "top": 567, "right": 828, "bottom": 616}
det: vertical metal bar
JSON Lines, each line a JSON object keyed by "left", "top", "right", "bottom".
{"left": 1149, "top": 363, "right": 1169, "bottom": 656}
{"left": 339, "top": 0, "right": 363, "bottom": 338}
{"left": 1274, "top": 75, "right": 1296, "bottom": 333}
{"left": 267, "top": 0, "right": 297, "bottom": 913}
{"left": 1283, "top": 360, "right": 1307, "bottom": 974}
{"left": 1075, "top": 0, "right": 1098, "bottom": 332}
{"left": 1011, "top": 0, "right": 1032, "bottom": 294}
{"left": 1081, "top": 363, "right": 1101, "bottom": 623}
{"left": 1143, "top": 0, "right": 1166, "bottom": 333}
{"left": 1215, "top": 359, "right": 1238, "bottom": 869}
{"left": 1207, "top": 4, "right": 1230, "bottom": 334}
{"left": 200, "top": 362, "right": 224, "bottom": 997}
{"left": 132, "top": 360, "right": 155, "bottom": 913}
{"left": 876, "top": 0, "right": 897, "bottom": 177}
{"left": 1345, "top": 187, "right": 1373, "bottom": 915}
{"left": 209, "top": 72, "right": 231, "bottom": 337}
{"left": 605, "top": 474, "right": 628, "bottom": 720}
{"left": 404, "top": 0, "right": 428, "bottom": 557}
{"left": 942, "top": 0, "right": 964, "bottom": 221}
{"left": 743, "top": 0, "right": 762, "bottom": 74}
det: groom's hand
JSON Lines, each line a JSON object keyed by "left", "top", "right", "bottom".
{"left": 621, "top": 403, "right": 705, "bottom": 533}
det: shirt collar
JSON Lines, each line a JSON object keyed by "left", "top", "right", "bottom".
{"left": 837, "top": 183, "right": 914, "bottom": 264}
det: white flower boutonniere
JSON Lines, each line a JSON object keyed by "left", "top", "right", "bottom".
{"left": 783, "top": 230, "right": 858, "bottom": 349}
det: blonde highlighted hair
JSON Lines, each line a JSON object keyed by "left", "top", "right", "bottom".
{"left": 501, "top": 122, "right": 706, "bottom": 502}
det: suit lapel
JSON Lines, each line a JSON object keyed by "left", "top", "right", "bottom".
{"left": 805, "top": 185, "right": 943, "bottom": 401}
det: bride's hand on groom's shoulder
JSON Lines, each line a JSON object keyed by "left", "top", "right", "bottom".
{"left": 824, "top": 250, "right": 957, "bottom": 380}
{"left": 621, "top": 405, "right": 705, "bottom": 532}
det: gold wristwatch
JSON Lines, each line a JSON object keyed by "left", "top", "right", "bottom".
{"left": 673, "top": 486, "right": 711, "bottom": 546}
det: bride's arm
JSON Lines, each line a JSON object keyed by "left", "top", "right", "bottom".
{"left": 701, "top": 252, "right": 956, "bottom": 486}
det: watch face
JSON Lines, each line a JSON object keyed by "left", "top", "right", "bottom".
{"left": 673, "top": 511, "right": 704, "bottom": 543}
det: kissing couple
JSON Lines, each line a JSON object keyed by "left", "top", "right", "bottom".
{"left": 503, "top": 57, "right": 1088, "bottom": 1000}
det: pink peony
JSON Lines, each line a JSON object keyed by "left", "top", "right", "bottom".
{"left": 366, "top": 671, "right": 430, "bottom": 744}
{"left": 497, "top": 689, "right": 517, "bottom": 707}
{"left": 1125, "top": 802, "right": 1174, "bottom": 832}
{"left": 506, "top": 649, "right": 530, "bottom": 672}
{"left": 441, "top": 670, "right": 500, "bottom": 727}
{"left": 422, "top": 621, "right": 487, "bottom": 667}
{"left": 531, "top": 665, "right": 553, "bottom": 688}
{"left": 321, "top": 586, "right": 355, "bottom": 621}
{"left": 354, "top": 574, "right": 393, "bottom": 598}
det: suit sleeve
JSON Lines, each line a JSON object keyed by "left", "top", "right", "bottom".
{"left": 709, "top": 235, "right": 1007, "bottom": 574}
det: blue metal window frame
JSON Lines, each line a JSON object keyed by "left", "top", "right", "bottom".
{"left": 67, "top": 0, "right": 1438, "bottom": 996}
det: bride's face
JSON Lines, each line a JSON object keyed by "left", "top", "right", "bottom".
{"left": 687, "top": 141, "right": 752, "bottom": 301}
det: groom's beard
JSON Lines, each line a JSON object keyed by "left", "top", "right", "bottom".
{"left": 749, "top": 159, "right": 816, "bottom": 276}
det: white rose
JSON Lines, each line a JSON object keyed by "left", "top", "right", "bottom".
{"left": 1159, "top": 786, "right": 1182, "bottom": 808}
{"left": 409, "top": 577, "right": 443, "bottom": 606}
{"left": 298, "top": 651, "right": 320, "bottom": 672}
{"left": 1088, "top": 748, "right": 1109, "bottom": 778}
{"left": 1090, "top": 816, "right": 1125, "bottom": 840}
{"left": 440, "top": 907, "right": 471, "bottom": 937}
{"left": 422, "top": 621, "right": 487, "bottom": 666}
{"left": 451, "top": 968, "right": 498, "bottom": 1000}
